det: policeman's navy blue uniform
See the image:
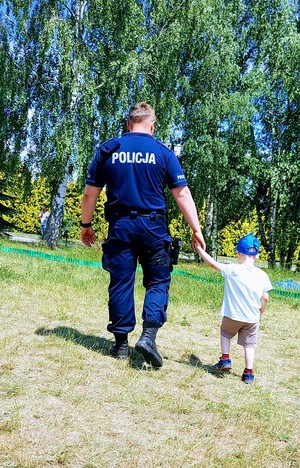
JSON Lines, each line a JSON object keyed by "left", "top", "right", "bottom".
{"left": 86, "top": 132, "right": 188, "bottom": 335}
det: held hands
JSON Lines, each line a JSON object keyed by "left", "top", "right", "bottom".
{"left": 80, "top": 227, "right": 96, "bottom": 247}
{"left": 192, "top": 231, "right": 206, "bottom": 252}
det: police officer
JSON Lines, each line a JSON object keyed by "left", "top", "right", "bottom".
{"left": 81, "top": 102, "right": 205, "bottom": 368}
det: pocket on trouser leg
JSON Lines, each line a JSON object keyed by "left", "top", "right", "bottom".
{"left": 101, "top": 241, "right": 111, "bottom": 272}
{"left": 141, "top": 245, "right": 172, "bottom": 290}
{"left": 143, "top": 244, "right": 171, "bottom": 267}
{"left": 164, "top": 240, "right": 173, "bottom": 272}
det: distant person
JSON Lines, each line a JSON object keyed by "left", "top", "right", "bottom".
{"left": 80, "top": 102, "right": 206, "bottom": 368}
{"left": 38, "top": 207, "right": 50, "bottom": 237}
{"left": 195, "top": 233, "right": 272, "bottom": 384}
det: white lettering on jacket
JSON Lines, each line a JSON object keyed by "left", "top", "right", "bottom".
{"left": 111, "top": 152, "right": 156, "bottom": 164}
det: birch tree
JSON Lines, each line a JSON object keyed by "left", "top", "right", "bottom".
{"left": 6, "top": 0, "right": 145, "bottom": 248}
{"left": 247, "top": 0, "right": 300, "bottom": 266}
{"left": 176, "top": 0, "right": 254, "bottom": 255}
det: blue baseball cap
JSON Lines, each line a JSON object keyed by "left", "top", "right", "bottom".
{"left": 234, "top": 232, "right": 260, "bottom": 256}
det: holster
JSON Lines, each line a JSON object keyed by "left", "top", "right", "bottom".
{"left": 169, "top": 237, "right": 182, "bottom": 266}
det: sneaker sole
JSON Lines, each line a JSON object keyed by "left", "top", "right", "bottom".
{"left": 214, "top": 366, "right": 231, "bottom": 371}
{"left": 110, "top": 353, "right": 129, "bottom": 360}
{"left": 242, "top": 376, "right": 254, "bottom": 384}
{"left": 135, "top": 342, "right": 163, "bottom": 368}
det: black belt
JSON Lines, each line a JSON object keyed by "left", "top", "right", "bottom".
{"left": 109, "top": 209, "right": 166, "bottom": 221}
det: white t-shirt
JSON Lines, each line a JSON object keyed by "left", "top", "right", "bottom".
{"left": 219, "top": 263, "right": 273, "bottom": 323}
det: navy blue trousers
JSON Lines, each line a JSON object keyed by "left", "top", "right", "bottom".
{"left": 102, "top": 215, "right": 173, "bottom": 334}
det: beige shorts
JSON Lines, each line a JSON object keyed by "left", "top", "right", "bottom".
{"left": 221, "top": 316, "right": 259, "bottom": 348}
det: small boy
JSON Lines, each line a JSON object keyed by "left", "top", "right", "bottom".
{"left": 195, "top": 232, "right": 272, "bottom": 384}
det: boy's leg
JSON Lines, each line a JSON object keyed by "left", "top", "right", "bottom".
{"left": 221, "top": 334, "right": 231, "bottom": 354}
{"left": 238, "top": 323, "right": 259, "bottom": 384}
{"left": 244, "top": 346, "right": 255, "bottom": 369}
{"left": 214, "top": 317, "right": 240, "bottom": 370}
{"left": 214, "top": 333, "right": 232, "bottom": 370}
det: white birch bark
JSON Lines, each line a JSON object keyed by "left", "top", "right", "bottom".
{"left": 44, "top": 1, "right": 87, "bottom": 248}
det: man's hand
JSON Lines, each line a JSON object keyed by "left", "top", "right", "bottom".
{"left": 81, "top": 227, "right": 96, "bottom": 247}
{"left": 192, "top": 231, "right": 206, "bottom": 251}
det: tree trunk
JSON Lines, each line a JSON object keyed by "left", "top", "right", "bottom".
{"left": 43, "top": 159, "right": 70, "bottom": 249}
{"left": 204, "top": 186, "right": 218, "bottom": 259}
{"left": 268, "top": 188, "right": 278, "bottom": 268}
{"left": 296, "top": 250, "right": 300, "bottom": 273}
{"left": 43, "top": 1, "right": 86, "bottom": 248}
{"left": 205, "top": 189, "right": 213, "bottom": 241}
{"left": 211, "top": 213, "right": 218, "bottom": 260}
{"left": 285, "top": 241, "right": 296, "bottom": 270}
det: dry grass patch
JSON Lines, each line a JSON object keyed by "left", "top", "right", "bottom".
{"left": 0, "top": 242, "right": 299, "bottom": 467}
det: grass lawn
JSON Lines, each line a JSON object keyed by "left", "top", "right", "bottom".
{"left": 0, "top": 239, "right": 299, "bottom": 467}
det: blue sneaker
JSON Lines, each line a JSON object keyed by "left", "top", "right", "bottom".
{"left": 214, "top": 357, "right": 232, "bottom": 371}
{"left": 242, "top": 372, "right": 255, "bottom": 384}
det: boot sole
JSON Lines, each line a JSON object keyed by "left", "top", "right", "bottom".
{"left": 135, "top": 342, "right": 163, "bottom": 368}
{"left": 109, "top": 346, "right": 129, "bottom": 360}
{"left": 110, "top": 352, "right": 129, "bottom": 360}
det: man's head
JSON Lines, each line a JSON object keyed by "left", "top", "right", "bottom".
{"left": 127, "top": 102, "right": 156, "bottom": 134}
{"left": 234, "top": 232, "right": 260, "bottom": 257}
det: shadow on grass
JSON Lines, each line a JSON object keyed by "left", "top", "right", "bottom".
{"left": 35, "top": 326, "right": 113, "bottom": 353}
{"left": 35, "top": 326, "right": 152, "bottom": 371}
{"left": 187, "top": 354, "right": 239, "bottom": 379}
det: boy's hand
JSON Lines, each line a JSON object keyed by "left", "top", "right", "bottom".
{"left": 192, "top": 232, "right": 206, "bottom": 251}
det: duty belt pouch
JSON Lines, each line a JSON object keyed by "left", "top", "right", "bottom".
{"left": 170, "top": 237, "right": 182, "bottom": 266}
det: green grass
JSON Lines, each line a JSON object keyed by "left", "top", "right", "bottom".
{"left": 0, "top": 239, "right": 299, "bottom": 467}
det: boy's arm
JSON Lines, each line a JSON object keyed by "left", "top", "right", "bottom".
{"left": 260, "top": 291, "right": 269, "bottom": 317}
{"left": 195, "top": 244, "right": 223, "bottom": 273}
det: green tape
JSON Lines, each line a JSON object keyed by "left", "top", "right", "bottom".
{"left": 270, "top": 289, "right": 300, "bottom": 299}
{"left": 172, "top": 269, "right": 221, "bottom": 284}
{"left": 0, "top": 245, "right": 102, "bottom": 267}
{"left": 1, "top": 245, "right": 300, "bottom": 299}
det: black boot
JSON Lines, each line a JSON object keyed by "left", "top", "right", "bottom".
{"left": 110, "top": 333, "right": 129, "bottom": 360}
{"left": 135, "top": 323, "right": 163, "bottom": 368}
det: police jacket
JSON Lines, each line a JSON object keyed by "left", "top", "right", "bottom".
{"left": 86, "top": 132, "right": 188, "bottom": 215}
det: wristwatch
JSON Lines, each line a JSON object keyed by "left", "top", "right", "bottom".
{"left": 80, "top": 222, "right": 92, "bottom": 228}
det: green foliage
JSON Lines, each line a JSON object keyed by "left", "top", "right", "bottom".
{"left": 169, "top": 206, "right": 205, "bottom": 253}
{"left": 0, "top": 14, "right": 26, "bottom": 175}
{"left": 6, "top": 173, "right": 109, "bottom": 241}
{"left": 2, "top": 0, "right": 300, "bottom": 264}
{"left": 169, "top": 214, "right": 191, "bottom": 252}
{"left": 4, "top": 169, "right": 299, "bottom": 266}
{"left": 9, "top": 176, "right": 51, "bottom": 235}
{"left": 64, "top": 183, "right": 108, "bottom": 241}
{"left": 244, "top": 0, "right": 300, "bottom": 267}
{"left": 218, "top": 211, "right": 268, "bottom": 260}
{"left": 0, "top": 176, "right": 15, "bottom": 231}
